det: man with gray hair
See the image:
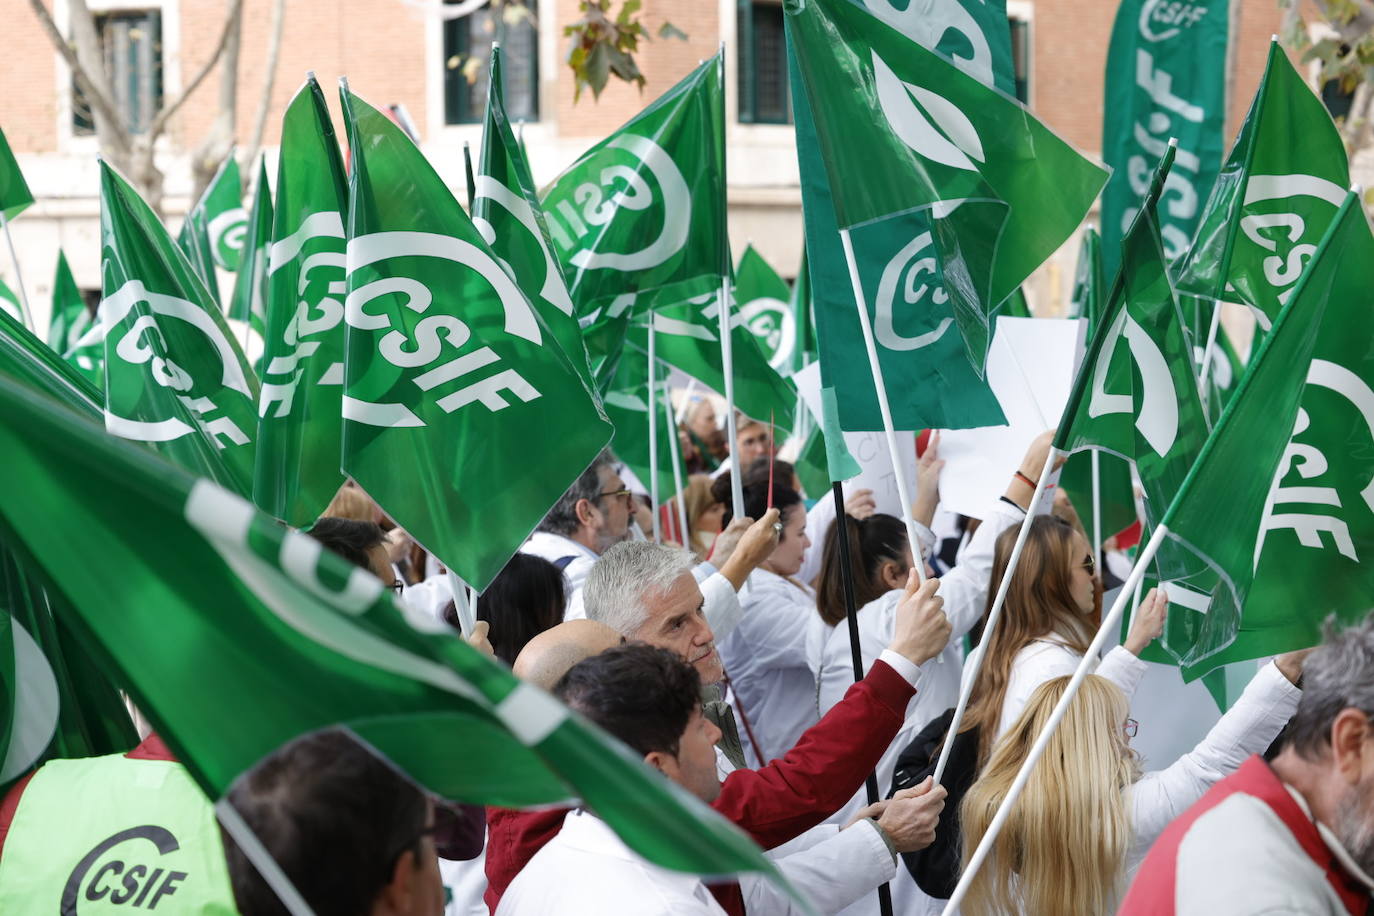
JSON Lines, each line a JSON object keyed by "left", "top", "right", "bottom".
{"left": 522, "top": 449, "right": 780, "bottom": 624}
{"left": 1120, "top": 618, "right": 1374, "bottom": 915}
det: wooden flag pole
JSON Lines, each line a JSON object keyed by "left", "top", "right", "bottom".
{"left": 943, "top": 525, "right": 1169, "bottom": 915}
{"left": 648, "top": 314, "right": 662, "bottom": 543}
{"left": 838, "top": 228, "right": 925, "bottom": 586}
{"left": 0, "top": 212, "right": 34, "bottom": 329}
{"left": 931, "top": 446, "right": 1059, "bottom": 785}
{"left": 719, "top": 278, "right": 745, "bottom": 520}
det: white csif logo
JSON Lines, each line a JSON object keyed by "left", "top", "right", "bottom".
{"left": 208, "top": 207, "right": 249, "bottom": 263}
{"left": 863, "top": 0, "right": 996, "bottom": 86}
{"left": 472, "top": 175, "right": 576, "bottom": 318}
{"left": 1237, "top": 174, "right": 1346, "bottom": 324}
{"left": 1138, "top": 0, "right": 1210, "bottom": 43}
{"left": 1087, "top": 307, "right": 1179, "bottom": 457}
{"left": 101, "top": 279, "right": 254, "bottom": 448}
{"left": 547, "top": 135, "right": 692, "bottom": 273}
{"left": 739, "top": 297, "right": 796, "bottom": 370}
{"left": 874, "top": 231, "right": 954, "bottom": 351}
{"left": 872, "top": 51, "right": 985, "bottom": 172}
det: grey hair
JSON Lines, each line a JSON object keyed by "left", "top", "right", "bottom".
{"left": 1286, "top": 612, "right": 1374, "bottom": 760}
{"left": 536, "top": 448, "right": 617, "bottom": 537}
{"left": 583, "top": 540, "right": 698, "bottom": 638}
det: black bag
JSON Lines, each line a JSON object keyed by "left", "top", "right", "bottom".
{"left": 889, "top": 708, "right": 983, "bottom": 900}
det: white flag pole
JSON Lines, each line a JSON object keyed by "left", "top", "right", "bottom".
{"left": 0, "top": 212, "right": 34, "bottom": 329}
{"left": 446, "top": 570, "right": 476, "bottom": 635}
{"left": 647, "top": 314, "right": 662, "bottom": 543}
{"left": 931, "top": 445, "right": 1059, "bottom": 784}
{"left": 839, "top": 228, "right": 925, "bottom": 584}
{"left": 720, "top": 278, "right": 745, "bottom": 520}
{"left": 943, "top": 524, "right": 1169, "bottom": 915}
{"left": 1091, "top": 449, "right": 1103, "bottom": 563}
{"left": 1196, "top": 300, "right": 1222, "bottom": 399}
{"left": 663, "top": 374, "right": 691, "bottom": 546}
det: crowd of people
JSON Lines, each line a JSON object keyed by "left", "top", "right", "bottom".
{"left": 2, "top": 402, "right": 1371, "bottom": 916}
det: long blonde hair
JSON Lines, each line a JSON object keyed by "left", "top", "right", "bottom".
{"left": 961, "top": 515, "right": 1098, "bottom": 761}
{"left": 958, "top": 675, "right": 1140, "bottom": 916}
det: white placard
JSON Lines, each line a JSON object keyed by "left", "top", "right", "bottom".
{"left": 936, "top": 317, "right": 1086, "bottom": 519}
{"left": 790, "top": 361, "right": 917, "bottom": 518}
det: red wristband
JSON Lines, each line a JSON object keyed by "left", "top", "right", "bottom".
{"left": 1014, "top": 470, "right": 1036, "bottom": 488}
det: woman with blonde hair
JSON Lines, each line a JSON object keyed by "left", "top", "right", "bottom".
{"left": 678, "top": 473, "right": 725, "bottom": 559}
{"left": 959, "top": 652, "right": 1306, "bottom": 915}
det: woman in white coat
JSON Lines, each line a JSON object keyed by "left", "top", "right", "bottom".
{"left": 716, "top": 480, "right": 830, "bottom": 766}
{"left": 958, "top": 651, "right": 1307, "bottom": 915}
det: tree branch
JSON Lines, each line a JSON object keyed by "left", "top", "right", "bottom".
{"left": 148, "top": 0, "right": 245, "bottom": 140}
{"left": 26, "top": 0, "right": 127, "bottom": 145}
{"left": 1313, "top": 0, "right": 1374, "bottom": 44}
{"left": 243, "top": 0, "right": 287, "bottom": 176}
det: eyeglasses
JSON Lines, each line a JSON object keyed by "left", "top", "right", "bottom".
{"left": 387, "top": 581, "right": 405, "bottom": 596}
{"left": 1082, "top": 553, "right": 1097, "bottom": 578}
{"left": 1122, "top": 718, "right": 1138, "bottom": 740}
{"left": 598, "top": 487, "right": 632, "bottom": 504}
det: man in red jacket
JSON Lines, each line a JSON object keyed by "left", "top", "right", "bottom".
{"left": 485, "top": 541, "right": 951, "bottom": 912}
{"left": 1121, "top": 616, "right": 1374, "bottom": 915}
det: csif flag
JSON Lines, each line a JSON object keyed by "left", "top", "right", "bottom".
{"left": 46, "top": 251, "right": 91, "bottom": 357}
{"left": 339, "top": 84, "right": 613, "bottom": 593}
{"left": 735, "top": 244, "right": 797, "bottom": 373}
{"left": 0, "top": 124, "right": 32, "bottom": 221}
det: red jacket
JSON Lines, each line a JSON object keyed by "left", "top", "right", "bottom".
{"left": 1120, "top": 755, "right": 1370, "bottom": 915}
{"left": 485, "top": 658, "right": 918, "bottom": 913}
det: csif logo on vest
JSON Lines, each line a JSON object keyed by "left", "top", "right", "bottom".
{"left": 101, "top": 279, "right": 255, "bottom": 448}
{"left": 1255, "top": 359, "right": 1374, "bottom": 567}
{"left": 1137, "top": 0, "right": 1210, "bottom": 43}
{"left": 545, "top": 135, "right": 692, "bottom": 274}
{"left": 873, "top": 231, "right": 955, "bottom": 352}
{"left": 342, "top": 230, "right": 544, "bottom": 429}
{"left": 61, "top": 825, "right": 189, "bottom": 912}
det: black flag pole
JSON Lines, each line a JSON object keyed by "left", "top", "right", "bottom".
{"left": 462, "top": 141, "right": 477, "bottom": 212}
{"left": 832, "top": 480, "right": 895, "bottom": 916}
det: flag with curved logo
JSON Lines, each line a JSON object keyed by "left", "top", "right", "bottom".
{"left": 477, "top": 45, "right": 595, "bottom": 389}
{"left": 98, "top": 162, "right": 259, "bottom": 497}
{"left": 1159, "top": 193, "right": 1373, "bottom": 676}
{"left": 46, "top": 251, "right": 91, "bottom": 358}
{"left": 542, "top": 55, "right": 725, "bottom": 322}
{"left": 0, "top": 372, "right": 788, "bottom": 892}
{"left": 202, "top": 153, "right": 248, "bottom": 272}
{"left": 1053, "top": 147, "right": 1208, "bottom": 544}
{"left": 736, "top": 245, "right": 796, "bottom": 372}
{"left": 227, "top": 157, "right": 272, "bottom": 355}
{"left": 786, "top": 0, "right": 1106, "bottom": 373}
{"left": 254, "top": 76, "right": 351, "bottom": 527}
{"left": 1176, "top": 41, "right": 1350, "bottom": 330}
{"left": 1101, "top": 0, "right": 1227, "bottom": 279}
{"left": 788, "top": 0, "right": 1014, "bottom": 430}
{"left": 339, "top": 87, "right": 612, "bottom": 593}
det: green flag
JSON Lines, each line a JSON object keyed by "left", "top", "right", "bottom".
{"left": 339, "top": 86, "right": 613, "bottom": 593}
{"left": 1176, "top": 41, "right": 1350, "bottom": 328}
{"left": 785, "top": 0, "right": 1106, "bottom": 368}
{"left": 787, "top": 0, "right": 1010, "bottom": 432}
{"left": 99, "top": 161, "right": 259, "bottom": 495}
{"left": 227, "top": 157, "right": 273, "bottom": 350}
{"left": 631, "top": 288, "right": 798, "bottom": 432}
{"left": 254, "top": 76, "right": 350, "bottom": 527}
{"left": 0, "top": 275, "right": 22, "bottom": 324}
{"left": 1101, "top": 0, "right": 1228, "bottom": 278}
{"left": 0, "top": 374, "right": 786, "bottom": 887}
{"left": 1053, "top": 146, "right": 1208, "bottom": 542}
{"left": 475, "top": 44, "right": 594, "bottom": 387}
{"left": 603, "top": 345, "right": 683, "bottom": 502}
{"left": 175, "top": 206, "right": 219, "bottom": 306}
{"left": 202, "top": 153, "right": 248, "bottom": 271}
{"left": 47, "top": 251, "right": 90, "bottom": 356}
{"left": 789, "top": 246, "right": 817, "bottom": 372}
{"left": 735, "top": 245, "right": 796, "bottom": 372}
{"left": 0, "top": 125, "right": 32, "bottom": 221}
{"left": 1068, "top": 227, "right": 1104, "bottom": 328}
{"left": 0, "top": 305, "right": 102, "bottom": 418}
{"left": 1154, "top": 192, "right": 1365, "bottom": 675}
{"left": 542, "top": 55, "right": 726, "bottom": 319}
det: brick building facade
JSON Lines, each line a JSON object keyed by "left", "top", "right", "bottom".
{"left": 0, "top": 0, "right": 1294, "bottom": 332}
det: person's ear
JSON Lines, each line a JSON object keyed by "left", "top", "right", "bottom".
{"left": 644, "top": 750, "right": 676, "bottom": 779}
{"left": 574, "top": 497, "right": 599, "bottom": 528}
{"left": 1330, "top": 708, "right": 1372, "bottom": 785}
{"left": 879, "top": 560, "right": 906, "bottom": 591}
{"left": 373, "top": 848, "right": 419, "bottom": 916}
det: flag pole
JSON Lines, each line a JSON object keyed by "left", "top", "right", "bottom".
{"left": 943, "top": 524, "right": 1169, "bottom": 915}
{"left": 663, "top": 374, "right": 690, "bottom": 546}
{"left": 838, "top": 228, "right": 925, "bottom": 586}
{"left": 1091, "top": 449, "right": 1103, "bottom": 565}
{"left": 648, "top": 313, "right": 662, "bottom": 543}
{"left": 462, "top": 141, "right": 477, "bottom": 212}
{"left": 446, "top": 570, "right": 476, "bottom": 636}
{"left": 1196, "top": 300, "right": 1222, "bottom": 400}
{"left": 932, "top": 445, "right": 1058, "bottom": 785}
{"left": 720, "top": 278, "right": 745, "bottom": 520}
{"left": 675, "top": 378, "right": 698, "bottom": 425}
{"left": 0, "top": 212, "right": 34, "bottom": 329}
{"left": 217, "top": 800, "right": 319, "bottom": 916}
{"left": 833, "top": 478, "right": 895, "bottom": 916}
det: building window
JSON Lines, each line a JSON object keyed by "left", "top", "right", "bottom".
{"left": 1008, "top": 15, "right": 1030, "bottom": 105}
{"left": 73, "top": 9, "right": 164, "bottom": 135}
{"left": 738, "top": 0, "right": 790, "bottom": 124}
{"left": 443, "top": 1, "right": 538, "bottom": 125}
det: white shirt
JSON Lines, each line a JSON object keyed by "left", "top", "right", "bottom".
{"left": 998, "top": 639, "right": 1148, "bottom": 740}
{"left": 497, "top": 810, "right": 727, "bottom": 915}
{"left": 519, "top": 530, "right": 600, "bottom": 619}
{"left": 718, "top": 568, "right": 831, "bottom": 765}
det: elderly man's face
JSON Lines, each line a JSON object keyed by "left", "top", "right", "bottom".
{"left": 630, "top": 573, "right": 723, "bottom": 684}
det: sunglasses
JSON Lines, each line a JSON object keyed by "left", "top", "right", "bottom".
{"left": 1082, "top": 552, "right": 1097, "bottom": 578}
